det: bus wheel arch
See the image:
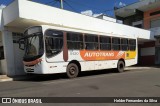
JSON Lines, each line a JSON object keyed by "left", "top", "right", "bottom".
{"left": 117, "top": 59, "right": 125, "bottom": 73}
{"left": 66, "top": 60, "right": 81, "bottom": 78}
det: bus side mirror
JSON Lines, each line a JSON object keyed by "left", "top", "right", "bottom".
{"left": 19, "top": 38, "right": 25, "bottom": 50}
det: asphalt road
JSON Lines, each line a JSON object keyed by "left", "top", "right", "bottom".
{"left": 0, "top": 68, "right": 160, "bottom": 106}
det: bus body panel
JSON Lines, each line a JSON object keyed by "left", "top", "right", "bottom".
{"left": 46, "top": 52, "right": 64, "bottom": 63}
{"left": 22, "top": 25, "right": 138, "bottom": 75}
{"left": 24, "top": 57, "right": 68, "bottom": 74}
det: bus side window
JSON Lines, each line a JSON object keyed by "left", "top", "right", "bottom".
{"left": 67, "top": 32, "right": 83, "bottom": 50}
{"left": 121, "top": 38, "right": 129, "bottom": 51}
{"left": 112, "top": 37, "right": 120, "bottom": 50}
{"left": 45, "top": 30, "right": 63, "bottom": 57}
{"left": 129, "top": 39, "right": 136, "bottom": 51}
{"left": 100, "top": 36, "right": 111, "bottom": 50}
{"left": 85, "top": 34, "right": 98, "bottom": 50}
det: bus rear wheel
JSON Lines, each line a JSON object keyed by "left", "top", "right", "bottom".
{"left": 117, "top": 60, "right": 125, "bottom": 73}
{"left": 66, "top": 63, "right": 79, "bottom": 78}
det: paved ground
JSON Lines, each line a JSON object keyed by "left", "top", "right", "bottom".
{"left": 0, "top": 68, "right": 160, "bottom": 106}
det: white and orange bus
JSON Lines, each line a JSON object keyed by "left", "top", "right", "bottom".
{"left": 19, "top": 25, "right": 137, "bottom": 78}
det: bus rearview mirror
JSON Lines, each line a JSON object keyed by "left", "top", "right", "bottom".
{"left": 19, "top": 38, "right": 25, "bottom": 50}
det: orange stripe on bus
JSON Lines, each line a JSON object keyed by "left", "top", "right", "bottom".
{"left": 80, "top": 50, "right": 125, "bottom": 61}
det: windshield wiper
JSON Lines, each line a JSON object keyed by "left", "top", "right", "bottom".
{"left": 26, "top": 35, "right": 38, "bottom": 55}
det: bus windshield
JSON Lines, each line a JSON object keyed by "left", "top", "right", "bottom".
{"left": 23, "top": 27, "right": 44, "bottom": 61}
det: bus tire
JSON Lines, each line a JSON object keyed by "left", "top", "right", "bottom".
{"left": 66, "top": 63, "right": 79, "bottom": 78}
{"left": 117, "top": 60, "right": 125, "bottom": 73}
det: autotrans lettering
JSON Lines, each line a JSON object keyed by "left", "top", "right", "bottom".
{"left": 84, "top": 52, "right": 114, "bottom": 57}
{"left": 80, "top": 50, "right": 125, "bottom": 61}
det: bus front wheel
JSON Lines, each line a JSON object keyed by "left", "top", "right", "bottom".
{"left": 117, "top": 60, "right": 125, "bottom": 73}
{"left": 66, "top": 63, "right": 79, "bottom": 78}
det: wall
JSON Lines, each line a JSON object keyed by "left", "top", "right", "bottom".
{"left": 96, "top": 15, "right": 117, "bottom": 23}
{"left": 139, "top": 41, "right": 155, "bottom": 65}
{"left": 12, "top": 32, "right": 25, "bottom": 75}
{"left": 144, "top": 7, "right": 160, "bottom": 29}
{"left": 1, "top": 30, "right": 16, "bottom": 76}
{"left": 0, "top": 32, "right": 5, "bottom": 74}
{"left": 142, "top": 7, "right": 160, "bottom": 65}
{"left": 0, "top": 9, "right": 2, "bottom": 30}
{"left": 2, "top": 0, "right": 19, "bottom": 26}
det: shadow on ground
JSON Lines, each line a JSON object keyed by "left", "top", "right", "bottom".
{"left": 14, "top": 69, "right": 131, "bottom": 82}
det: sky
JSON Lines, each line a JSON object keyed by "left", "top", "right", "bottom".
{"left": 0, "top": 0, "right": 139, "bottom": 17}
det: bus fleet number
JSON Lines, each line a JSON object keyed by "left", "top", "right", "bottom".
{"left": 70, "top": 52, "right": 79, "bottom": 55}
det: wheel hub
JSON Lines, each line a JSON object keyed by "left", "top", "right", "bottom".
{"left": 69, "top": 67, "right": 76, "bottom": 75}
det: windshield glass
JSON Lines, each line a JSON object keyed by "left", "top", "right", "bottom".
{"left": 23, "top": 27, "right": 44, "bottom": 61}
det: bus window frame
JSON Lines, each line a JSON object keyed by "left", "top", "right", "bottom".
{"left": 44, "top": 29, "right": 64, "bottom": 58}
{"left": 129, "top": 39, "right": 136, "bottom": 51}
{"left": 121, "top": 38, "right": 129, "bottom": 51}
{"left": 84, "top": 34, "right": 99, "bottom": 50}
{"left": 66, "top": 32, "right": 84, "bottom": 50}
{"left": 112, "top": 37, "right": 121, "bottom": 51}
{"left": 99, "top": 35, "right": 111, "bottom": 50}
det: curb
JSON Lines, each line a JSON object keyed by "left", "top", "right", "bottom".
{"left": 0, "top": 78, "right": 13, "bottom": 82}
{"left": 125, "top": 67, "right": 159, "bottom": 70}
{"left": 0, "top": 75, "right": 13, "bottom": 82}
{"left": 0, "top": 75, "right": 36, "bottom": 82}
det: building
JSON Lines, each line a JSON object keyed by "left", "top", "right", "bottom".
{"left": 96, "top": 14, "right": 117, "bottom": 23}
{"left": 115, "top": 0, "right": 160, "bottom": 65}
{"left": 0, "top": 0, "right": 151, "bottom": 77}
